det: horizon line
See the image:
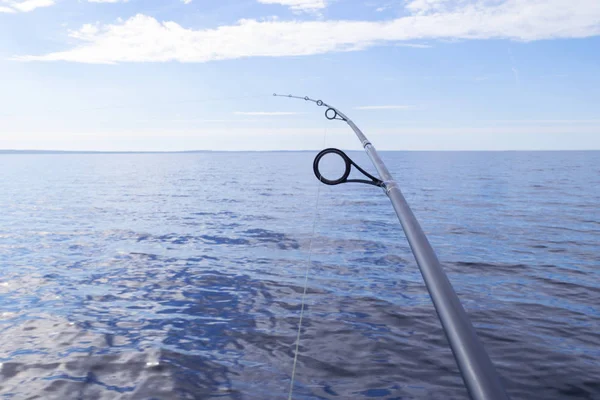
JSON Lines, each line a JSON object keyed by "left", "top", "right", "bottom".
{"left": 1, "top": 149, "right": 600, "bottom": 154}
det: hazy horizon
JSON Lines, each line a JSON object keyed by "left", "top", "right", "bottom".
{"left": 2, "top": 148, "right": 600, "bottom": 154}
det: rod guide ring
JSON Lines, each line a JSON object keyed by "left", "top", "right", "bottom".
{"left": 313, "top": 148, "right": 351, "bottom": 185}
{"left": 325, "top": 108, "right": 338, "bottom": 120}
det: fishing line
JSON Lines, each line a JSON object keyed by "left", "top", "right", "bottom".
{"left": 287, "top": 125, "right": 328, "bottom": 400}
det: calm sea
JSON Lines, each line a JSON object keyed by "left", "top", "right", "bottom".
{"left": 0, "top": 151, "right": 598, "bottom": 399}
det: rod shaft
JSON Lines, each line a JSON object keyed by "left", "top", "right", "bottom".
{"left": 274, "top": 94, "right": 509, "bottom": 399}
{"left": 341, "top": 112, "right": 509, "bottom": 400}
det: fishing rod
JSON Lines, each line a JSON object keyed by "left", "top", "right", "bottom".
{"left": 274, "top": 93, "right": 509, "bottom": 400}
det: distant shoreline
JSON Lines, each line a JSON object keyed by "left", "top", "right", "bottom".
{"left": 1, "top": 149, "right": 598, "bottom": 154}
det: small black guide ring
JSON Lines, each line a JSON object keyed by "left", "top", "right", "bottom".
{"left": 313, "top": 148, "right": 351, "bottom": 185}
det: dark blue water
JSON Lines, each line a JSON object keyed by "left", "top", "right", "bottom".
{"left": 0, "top": 151, "right": 598, "bottom": 399}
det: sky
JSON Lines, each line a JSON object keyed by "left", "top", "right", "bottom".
{"left": 0, "top": 0, "right": 599, "bottom": 151}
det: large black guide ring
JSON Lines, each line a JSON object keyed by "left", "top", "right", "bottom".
{"left": 313, "top": 148, "right": 384, "bottom": 187}
{"left": 325, "top": 108, "right": 346, "bottom": 121}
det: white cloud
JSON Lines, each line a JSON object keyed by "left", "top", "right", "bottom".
{"left": 233, "top": 111, "right": 305, "bottom": 115}
{"left": 257, "top": 0, "right": 326, "bottom": 13}
{"left": 182, "top": 0, "right": 192, "bottom": 4}
{"left": 74, "top": 24, "right": 100, "bottom": 37}
{"left": 396, "top": 43, "right": 432, "bottom": 48}
{"left": 406, "top": 0, "right": 451, "bottom": 14}
{"left": 0, "top": 0, "right": 54, "bottom": 13}
{"left": 355, "top": 105, "right": 414, "bottom": 110}
{"left": 14, "top": 0, "right": 600, "bottom": 63}
{"left": 88, "top": 0, "right": 129, "bottom": 3}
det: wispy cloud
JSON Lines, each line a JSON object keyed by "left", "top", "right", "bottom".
{"left": 483, "top": 119, "right": 600, "bottom": 124}
{"left": 511, "top": 67, "right": 520, "bottom": 84}
{"left": 508, "top": 47, "right": 520, "bottom": 85}
{"left": 355, "top": 105, "right": 413, "bottom": 110}
{"left": 396, "top": 43, "right": 432, "bottom": 48}
{"left": 13, "top": 0, "right": 600, "bottom": 63}
{"left": 233, "top": 111, "right": 305, "bottom": 116}
{"left": 257, "top": 0, "right": 326, "bottom": 13}
{"left": 88, "top": 0, "right": 128, "bottom": 3}
{"left": 0, "top": 0, "right": 54, "bottom": 13}
{"left": 372, "top": 0, "right": 393, "bottom": 13}
{"left": 148, "top": 118, "right": 272, "bottom": 123}
{"left": 539, "top": 73, "right": 568, "bottom": 79}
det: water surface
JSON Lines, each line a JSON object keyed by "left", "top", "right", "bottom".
{"left": 0, "top": 151, "right": 598, "bottom": 399}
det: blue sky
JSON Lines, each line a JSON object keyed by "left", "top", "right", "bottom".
{"left": 1, "top": 0, "right": 599, "bottom": 151}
